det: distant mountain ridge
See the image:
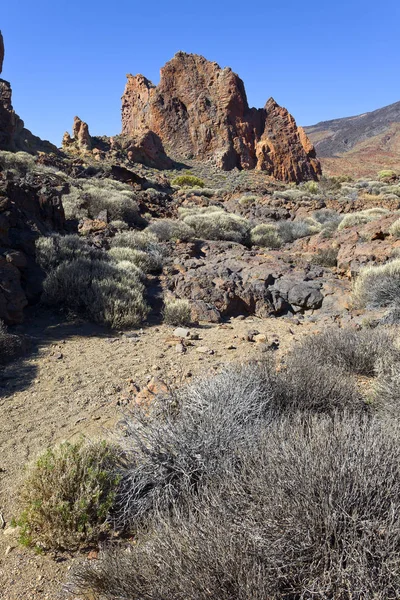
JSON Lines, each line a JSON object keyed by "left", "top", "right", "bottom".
{"left": 304, "top": 101, "right": 400, "bottom": 177}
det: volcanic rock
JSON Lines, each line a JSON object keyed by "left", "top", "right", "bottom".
{"left": 0, "top": 31, "right": 56, "bottom": 153}
{"left": 122, "top": 52, "right": 321, "bottom": 182}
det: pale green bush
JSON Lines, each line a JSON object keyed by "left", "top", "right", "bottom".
{"left": 389, "top": 218, "right": 400, "bottom": 238}
{"left": 179, "top": 207, "right": 250, "bottom": 244}
{"left": 147, "top": 219, "right": 195, "bottom": 242}
{"left": 163, "top": 298, "right": 192, "bottom": 326}
{"left": 338, "top": 208, "right": 390, "bottom": 230}
{"left": 250, "top": 224, "right": 282, "bottom": 248}
{"left": 353, "top": 259, "right": 400, "bottom": 308}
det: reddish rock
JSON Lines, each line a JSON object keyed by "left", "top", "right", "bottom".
{"left": 134, "top": 377, "right": 169, "bottom": 409}
{"left": 63, "top": 116, "right": 92, "bottom": 151}
{"left": 121, "top": 52, "right": 321, "bottom": 182}
{"left": 0, "top": 31, "right": 56, "bottom": 153}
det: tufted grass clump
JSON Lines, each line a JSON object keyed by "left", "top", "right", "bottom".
{"left": 389, "top": 218, "right": 400, "bottom": 238}
{"left": 250, "top": 223, "right": 282, "bottom": 248}
{"left": 338, "top": 208, "right": 390, "bottom": 230}
{"left": 179, "top": 207, "right": 251, "bottom": 244}
{"left": 110, "top": 230, "right": 164, "bottom": 273}
{"left": 172, "top": 175, "right": 205, "bottom": 188}
{"left": 17, "top": 440, "right": 122, "bottom": 551}
{"left": 147, "top": 219, "right": 195, "bottom": 242}
{"left": 310, "top": 246, "right": 338, "bottom": 267}
{"left": 353, "top": 259, "right": 400, "bottom": 309}
{"left": 163, "top": 298, "right": 192, "bottom": 326}
{"left": 277, "top": 218, "right": 321, "bottom": 243}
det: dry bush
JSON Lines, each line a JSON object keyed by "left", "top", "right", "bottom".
{"left": 147, "top": 219, "right": 195, "bottom": 242}
{"left": 108, "top": 247, "right": 161, "bottom": 274}
{"left": 250, "top": 223, "right": 282, "bottom": 248}
{"left": 42, "top": 258, "right": 149, "bottom": 328}
{"left": 312, "top": 208, "right": 343, "bottom": 233}
{"left": 0, "top": 150, "right": 53, "bottom": 176}
{"left": 353, "top": 259, "right": 400, "bottom": 308}
{"left": 70, "top": 415, "right": 400, "bottom": 600}
{"left": 62, "top": 179, "right": 143, "bottom": 225}
{"left": 338, "top": 208, "right": 390, "bottom": 230}
{"left": 373, "top": 361, "right": 400, "bottom": 419}
{"left": 310, "top": 246, "right": 338, "bottom": 267}
{"left": 18, "top": 440, "right": 122, "bottom": 551}
{"left": 389, "top": 217, "right": 400, "bottom": 238}
{"left": 110, "top": 231, "right": 164, "bottom": 273}
{"left": 277, "top": 218, "right": 321, "bottom": 242}
{"left": 163, "top": 298, "right": 191, "bottom": 326}
{"left": 285, "top": 326, "right": 397, "bottom": 377}
{"left": 179, "top": 207, "right": 251, "bottom": 244}
{"left": 0, "top": 320, "right": 25, "bottom": 365}
{"left": 36, "top": 234, "right": 103, "bottom": 271}
{"left": 113, "top": 362, "right": 277, "bottom": 530}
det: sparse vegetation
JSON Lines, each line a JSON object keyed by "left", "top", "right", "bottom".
{"left": 310, "top": 246, "right": 338, "bottom": 266}
{"left": 338, "top": 208, "right": 390, "bottom": 230}
{"left": 353, "top": 259, "right": 400, "bottom": 309}
{"left": 389, "top": 217, "right": 400, "bottom": 238}
{"left": 163, "top": 298, "right": 192, "bottom": 326}
{"left": 277, "top": 218, "right": 321, "bottom": 242}
{"left": 179, "top": 206, "right": 251, "bottom": 244}
{"left": 172, "top": 174, "right": 205, "bottom": 188}
{"left": 147, "top": 219, "right": 195, "bottom": 241}
{"left": 250, "top": 223, "right": 282, "bottom": 248}
{"left": 18, "top": 440, "right": 122, "bottom": 550}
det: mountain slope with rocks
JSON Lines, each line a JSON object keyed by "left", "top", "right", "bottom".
{"left": 305, "top": 100, "right": 400, "bottom": 177}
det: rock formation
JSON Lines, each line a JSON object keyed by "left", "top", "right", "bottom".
{"left": 122, "top": 52, "right": 321, "bottom": 182}
{"left": 63, "top": 116, "right": 92, "bottom": 151}
{"left": 0, "top": 31, "right": 56, "bottom": 154}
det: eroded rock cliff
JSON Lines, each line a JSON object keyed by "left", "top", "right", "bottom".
{"left": 122, "top": 52, "right": 321, "bottom": 182}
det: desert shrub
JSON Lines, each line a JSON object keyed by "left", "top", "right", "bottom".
{"left": 114, "top": 362, "right": 276, "bottom": 529}
{"left": 285, "top": 326, "right": 397, "bottom": 377}
{"left": 389, "top": 217, "right": 400, "bottom": 238}
{"left": 310, "top": 246, "right": 338, "bottom": 267}
{"left": 302, "top": 180, "right": 319, "bottom": 194}
{"left": 272, "top": 188, "right": 310, "bottom": 202}
{"left": 338, "top": 208, "right": 390, "bottom": 230}
{"left": 373, "top": 361, "right": 400, "bottom": 418}
{"left": 18, "top": 440, "right": 122, "bottom": 550}
{"left": 185, "top": 187, "right": 215, "bottom": 198}
{"left": 110, "top": 231, "right": 164, "bottom": 273}
{"left": 109, "top": 220, "right": 129, "bottom": 231}
{"left": 276, "top": 359, "right": 363, "bottom": 414}
{"left": 250, "top": 223, "right": 282, "bottom": 248}
{"left": 277, "top": 218, "right": 321, "bottom": 243}
{"left": 238, "top": 194, "right": 260, "bottom": 206}
{"left": 172, "top": 175, "right": 205, "bottom": 188}
{"left": 163, "top": 298, "right": 192, "bottom": 326}
{"left": 108, "top": 247, "right": 161, "bottom": 274}
{"left": 0, "top": 320, "right": 25, "bottom": 365}
{"left": 180, "top": 207, "right": 251, "bottom": 244}
{"left": 312, "top": 208, "right": 343, "bottom": 233}
{"left": 353, "top": 259, "right": 400, "bottom": 309}
{"left": 378, "top": 169, "right": 397, "bottom": 180}
{"left": 70, "top": 415, "right": 400, "bottom": 600}
{"left": 42, "top": 258, "right": 149, "bottom": 328}
{"left": 0, "top": 150, "right": 38, "bottom": 175}
{"left": 62, "top": 179, "right": 143, "bottom": 225}
{"left": 147, "top": 219, "right": 195, "bottom": 242}
{"left": 36, "top": 234, "right": 104, "bottom": 271}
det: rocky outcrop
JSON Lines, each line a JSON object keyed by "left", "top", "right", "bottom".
{"left": 0, "top": 167, "right": 66, "bottom": 323}
{"left": 122, "top": 52, "right": 321, "bottom": 182}
{"left": 0, "top": 31, "right": 56, "bottom": 154}
{"left": 63, "top": 116, "right": 92, "bottom": 151}
{"left": 163, "top": 240, "right": 345, "bottom": 322}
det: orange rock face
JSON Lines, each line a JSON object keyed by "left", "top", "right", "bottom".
{"left": 121, "top": 52, "right": 321, "bottom": 182}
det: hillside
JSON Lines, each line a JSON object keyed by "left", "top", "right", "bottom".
{"left": 305, "top": 101, "right": 400, "bottom": 177}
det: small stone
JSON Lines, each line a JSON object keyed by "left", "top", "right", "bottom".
{"left": 225, "top": 344, "right": 236, "bottom": 350}
{"left": 196, "top": 346, "right": 214, "bottom": 355}
{"left": 175, "top": 343, "right": 186, "bottom": 354}
{"left": 245, "top": 329, "right": 260, "bottom": 342}
{"left": 173, "top": 327, "right": 191, "bottom": 338}
{"left": 254, "top": 334, "right": 267, "bottom": 343}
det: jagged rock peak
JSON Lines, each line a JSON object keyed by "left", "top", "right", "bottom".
{"left": 121, "top": 52, "right": 321, "bottom": 182}
{"left": 63, "top": 116, "right": 92, "bottom": 151}
{"left": 0, "top": 31, "right": 4, "bottom": 74}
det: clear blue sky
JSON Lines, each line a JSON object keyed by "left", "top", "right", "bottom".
{"left": 2, "top": 0, "right": 399, "bottom": 145}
